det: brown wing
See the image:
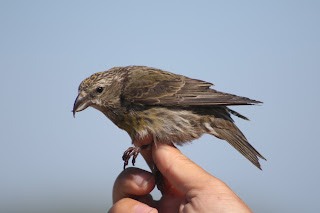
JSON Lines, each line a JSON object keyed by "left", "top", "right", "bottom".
{"left": 122, "top": 66, "right": 262, "bottom": 106}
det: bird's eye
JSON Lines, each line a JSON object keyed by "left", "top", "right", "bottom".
{"left": 96, "top": 87, "right": 103, "bottom": 93}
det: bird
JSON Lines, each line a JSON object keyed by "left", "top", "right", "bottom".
{"left": 73, "top": 65, "right": 266, "bottom": 176}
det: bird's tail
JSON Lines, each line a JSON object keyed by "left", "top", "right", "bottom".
{"left": 203, "top": 111, "right": 266, "bottom": 169}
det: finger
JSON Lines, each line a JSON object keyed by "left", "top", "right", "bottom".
{"left": 152, "top": 143, "right": 229, "bottom": 195}
{"left": 109, "top": 198, "right": 157, "bottom": 213}
{"left": 113, "top": 167, "right": 156, "bottom": 203}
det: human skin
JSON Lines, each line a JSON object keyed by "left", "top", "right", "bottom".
{"left": 109, "top": 143, "right": 252, "bottom": 213}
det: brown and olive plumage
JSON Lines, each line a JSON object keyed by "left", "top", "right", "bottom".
{"left": 73, "top": 66, "right": 265, "bottom": 170}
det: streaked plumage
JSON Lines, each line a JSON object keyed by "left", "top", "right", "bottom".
{"left": 73, "top": 66, "right": 266, "bottom": 170}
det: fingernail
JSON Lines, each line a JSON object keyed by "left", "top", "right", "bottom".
{"left": 134, "top": 204, "right": 156, "bottom": 213}
{"left": 133, "top": 172, "right": 153, "bottom": 187}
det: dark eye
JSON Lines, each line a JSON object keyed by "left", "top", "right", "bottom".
{"left": 96, "top": 87, "right": 103, "bottom": 93}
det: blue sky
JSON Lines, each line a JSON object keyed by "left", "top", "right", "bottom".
{"left": 1, "top": 1, "right": 319, "bottom": 212}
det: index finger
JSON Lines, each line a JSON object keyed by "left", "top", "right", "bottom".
{"left": 152, "top": 143, "right": 229, "bottom": 195}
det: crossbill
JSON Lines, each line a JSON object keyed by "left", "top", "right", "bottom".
{"left": 73, "top": 66, "right": 265, "bottom": 175}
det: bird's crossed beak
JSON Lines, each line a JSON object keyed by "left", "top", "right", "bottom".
{"left": 73, "top": 94, "right": 90, "bottom": 117}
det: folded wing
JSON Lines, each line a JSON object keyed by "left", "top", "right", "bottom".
{"left": 122, "top": 67, "right": 262, "bottom": 106}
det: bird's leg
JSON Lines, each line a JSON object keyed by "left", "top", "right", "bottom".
{"left": 122, "top": 144, "right": 165, "bottom": 192}
{"left": 124, "top": 137, "right": 168, "bottom": 194}
{"left": 138, "top": 143, "right": 166, "bottom": 193}
{"left": 153, "top": 164, "right": 165, "bottom": 192}
{"left": 122, "top": 145, "right": 150, "bottom": 170}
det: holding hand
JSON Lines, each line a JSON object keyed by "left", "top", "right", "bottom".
{"left": 109, "top": 143, "right": 252, "bottom": 213}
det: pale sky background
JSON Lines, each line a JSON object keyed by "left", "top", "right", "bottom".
{"left": 1, "top": 1, "right": 319, "bottom": 212}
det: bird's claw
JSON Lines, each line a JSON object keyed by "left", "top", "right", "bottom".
{"left": 122, "top": 145, "right": 151, "bottom": 170}
{"left": 122, "top": 147, "right": 141, "bottom": 170}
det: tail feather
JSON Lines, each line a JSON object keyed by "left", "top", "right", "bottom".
{"left": 214, "top": 128, "right": 265, "bottom": 169}
{"left": 219, "top": 129, "right": 265, "bottom": 170}
{"left": 226, "top": 108, "right": 250, "bottom": 121}
{"left": 205, "top": 111, "right": 266, "bottom": 169}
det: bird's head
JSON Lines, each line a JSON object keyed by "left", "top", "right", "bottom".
{"left": 72, "top": 69, "right": 124, "bottom": 117}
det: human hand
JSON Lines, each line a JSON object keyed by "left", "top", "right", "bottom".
{"left": 109, "top": 143, "right": 252, "bottom": 213}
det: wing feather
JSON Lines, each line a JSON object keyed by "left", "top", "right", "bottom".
{"left": 122, "top": 66, "right": 262, "bottom": 106}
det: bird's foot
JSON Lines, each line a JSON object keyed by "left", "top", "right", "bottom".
{"left": 122, "top": 145, "right": 149, "bottom": 170}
